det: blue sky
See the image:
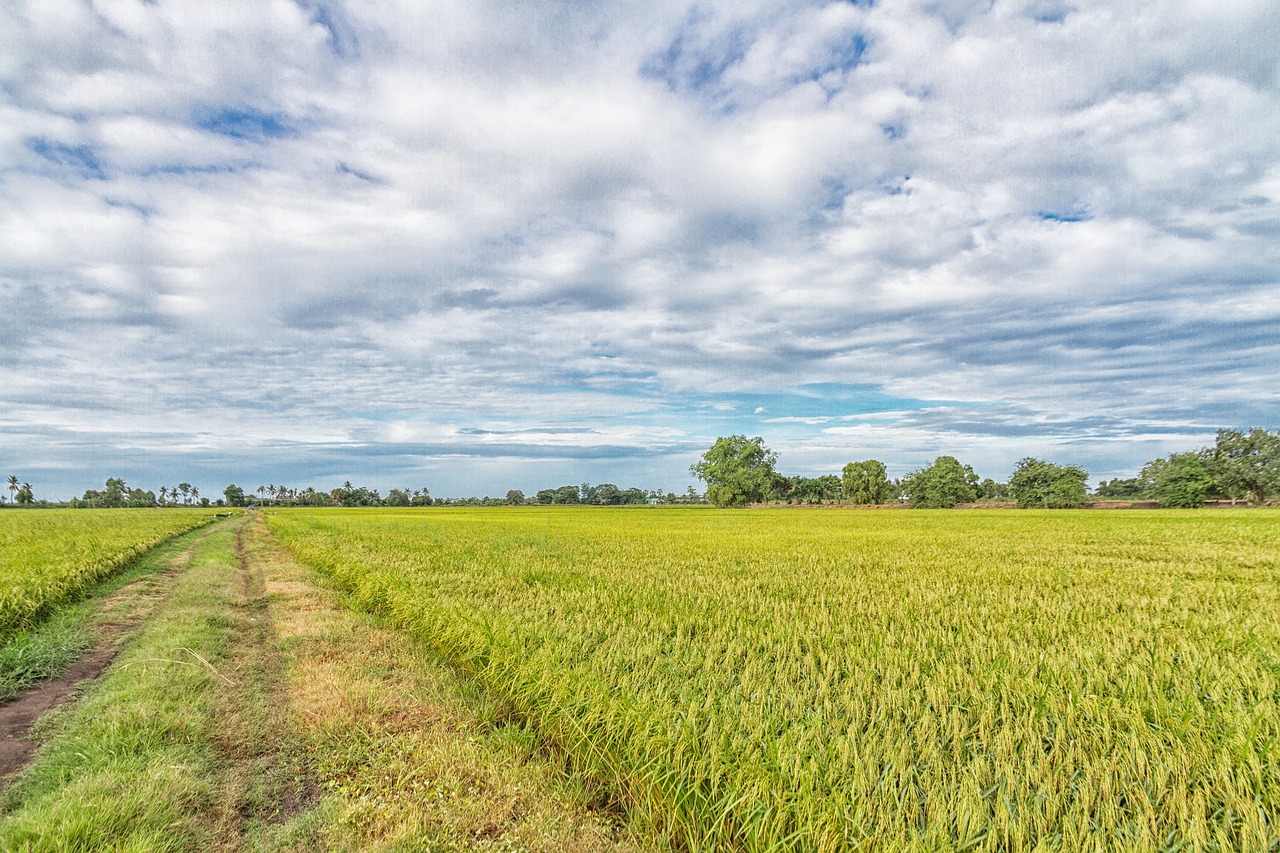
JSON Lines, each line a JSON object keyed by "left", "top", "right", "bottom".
{"left": 2, "top": 0, "right": 1278, "bottom": 499}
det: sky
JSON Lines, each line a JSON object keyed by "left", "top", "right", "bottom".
{"left": 2, "top": 0, "right": 1278, "bottom": 500}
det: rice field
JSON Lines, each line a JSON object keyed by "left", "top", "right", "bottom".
{"left": 268, "top": 507, "right": 1280, "bottom": 852}
{"left": 0, "top": 509, "right": 218, "bottom": 638}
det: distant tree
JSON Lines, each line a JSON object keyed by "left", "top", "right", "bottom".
{"left": 178, "top": 483, "right": 192, "bottom": 505}
{"left": 622, "top": 487, "right": 649, "bottom": 504}
{"left": 127, "top": 487, "right": 156, "bottom": 507}
{"left": 505, "top": 489, "right": 525, "bottom": 506}
{"left": 589, "top": 483, "right": 619, "bottom": 505}
{"left": 6, "top": 474, "right": 18, "bottom": 504}
{"left": 552, "top": 485, "right": 581, "bottom": 505}
{"left": 1094, "top": 477, "right": 1143, "bottom": 498}
{"left": 901, "top": 456, "right": 979, "bottom": 508}
{"left": 331, "top": 482, "right": 382, "bottom": 507}
{"left": 158, "top": 486, "right": 169, "bottom": 505}
{"left": 1207, "top": 428, "right": 1280, "bottom": 504}
{"left": 16, "top": 482, "right": 34, "bottom": 505}
{"left": 977, "top": 478, "right": 1009, "bottom": 500}
{"left": 779, "top": 475, "right": 841, "bottom": 504}
{"left": 411, "top": 487, "right": 432, "bottom": 506}
{"left": 103, "top": 478, "right": 128, "bottom": 508}
{"left": 841, "top": 460, "right": 891, "bottom": 504}
{"left": 190, "top": 486, "right": 199, "bottom": 504}
{"left": 1007, "top": 458, "right": 1088, "bottom": 508}
{"left": 690, "top": 435, "right": 780, "bottom": 508}
{"left": 1140, "top": 452, "right": 1211, "bottom": 508}
{"left": 224, "top": 484, "right": 247, "bottom": 507}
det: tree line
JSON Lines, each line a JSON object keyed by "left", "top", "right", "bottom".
{"left": 4, "top": 427, "right": 1275, "bottom": 511}
{"left": 689, "top": 428, "right": 1280, "bottom": 509}
{"left": 222, "top": 481, "right": 703, "bottom": 508}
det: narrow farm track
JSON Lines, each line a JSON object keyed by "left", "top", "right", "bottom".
{"left": 0, "top": 521, "right": 226, "bottom": 784}
{"left": 236, "top": 513, "right": 641, "bottom": 850}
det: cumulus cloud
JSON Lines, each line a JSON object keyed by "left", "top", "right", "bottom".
{"left": 1, "top": 0, "right": 1278, "bottom": 497}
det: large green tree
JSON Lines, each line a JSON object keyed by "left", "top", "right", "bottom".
{"left": 223, "top": 484, "right": 248, "bottom": 507}
{"left": 1008, "top": 458, "right": 1089, "bottom": 508}
{"left": 901, "top": 456, "right": 979, "bottom": 508}
{"left": 841, "top": 459, "right": 891, "bottom": 504}
{"left": 1140, "top": 452, "right": 1211, "bottom": 508}
{"left": 1207, "top": 428, "right": 1280, "bottom": 504}
{"left": 690, "top": 435, "right": 779, "bottom": 508}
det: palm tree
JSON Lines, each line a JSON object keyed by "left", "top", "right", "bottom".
{"left": 6, "top": 475, "right": 16, "bottom": 504}
{"left": 191, "top": 486, "right": 199, "bottom": 504}
{"left": 178, "top": 483, "right": 192, "bottom": 505}
{"left": 158, "top": 486, "right": 168, "bottom": 505}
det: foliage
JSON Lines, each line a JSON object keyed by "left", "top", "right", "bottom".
{"left": 223, "top": 484, "right": 248, "bottom": 507}
{"left": 271, "top": 507, "right": 1280, "bottom": 851}
{"left": 976, "top": 478, "right": 1008, "bottom": 500}
{"left": 841, "top": 459, "right": 891, "bottom": 504}
{"left": 1007, "top": 457, "right": 1089, "bottom": 508}
{"left": 690, "top": 435, "right": 779, "bottom": 508}
{"left": 1208, "top": 427, "right": 1280, "bottom": 503}
{"left": 1094, "top": 477, "right": 1143, "bottom": 498}
{"left": 0, "top": 509, "right": 215, "bottom": 638}
{"left": 901, "top": 456, "right": 979, "bottom": 508}
{"left": 1140, "top": 452, "right": 1212, "bottom": 508}
{"left": 777, "top": 474, "right": 842, "bottom": 504}
{"left": 76, "top": 478, "right": 157, "bottom": 508}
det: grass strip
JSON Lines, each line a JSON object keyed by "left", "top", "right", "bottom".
{"left": 0, "top": 519, "right": 246, "bottom": 850}
{"left": 240, "top": 513, "right": 644, "bottom": 851}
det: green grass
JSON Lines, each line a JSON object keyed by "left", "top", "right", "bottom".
{"left": 0, "top": 509, "right": 221, "bottom": 639}
{"left": 268, "top": 507, "right": 1280, "bottom": 852}
{"left": 0, "top": 520, "right": 244, "bottom": 850}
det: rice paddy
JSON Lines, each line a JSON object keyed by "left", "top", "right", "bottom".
{"left": 268, "top": 507, "right": 1280, "bottom": 852}
{"left": 0, "top": 509, "right": 218, "bottom": 638}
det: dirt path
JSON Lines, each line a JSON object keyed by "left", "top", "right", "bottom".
{"left": 0, "top": 522, "right": 224, "bottom": 783}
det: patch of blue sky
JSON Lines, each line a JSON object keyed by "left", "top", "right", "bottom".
{"left": 675, "top": 383, "right": 958, "bottom": 428}
{"left": 804, "top": 33, "right": 869, "bottom": 83}
{"left": 298, "top": 1, "right": 359, "bottom": 58}
{"left": 195, "top": 106, "right": 293, "bottom": 141}
{"left": 1038, "top": 209, "right": 1092, "bottom": 222}
{"left": 639, "top": 21, "right": 748, "bottom": 97}
{"left": 103, "top": 198, "right": 154, "bottom": 218}
{"left": 336, "top": 161, "right": 382, "bottom": 183}
{"left": 26, "top": 138, "right": 105, "bottom": 179}
{"left": 881, "top": 122, "right": 906, "bottom": 141}
{"left": 139, "top": 163, "right": 245, "bottom": 177}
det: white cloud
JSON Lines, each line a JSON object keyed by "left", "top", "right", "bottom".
{"left": 2, "top": 0, "right": 1277, "bottom": 497}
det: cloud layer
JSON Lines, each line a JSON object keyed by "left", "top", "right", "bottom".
{"left": 3, "top": 0, "right": 1278, "bottom": 498}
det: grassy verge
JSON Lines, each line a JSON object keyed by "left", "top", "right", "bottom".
{"left": 241, "top": 512, "right": 642, "bottom": 851}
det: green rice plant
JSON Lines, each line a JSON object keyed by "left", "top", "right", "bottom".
{"left": 0, "top": 509, "right": 217, "bottom": 639}
{"left": 269, "top": 508, "right": 1280, "bottom": 852}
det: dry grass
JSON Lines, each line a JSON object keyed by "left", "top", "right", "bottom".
{"left": 242, "top": 514, "right": 646, "bottom": 852}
